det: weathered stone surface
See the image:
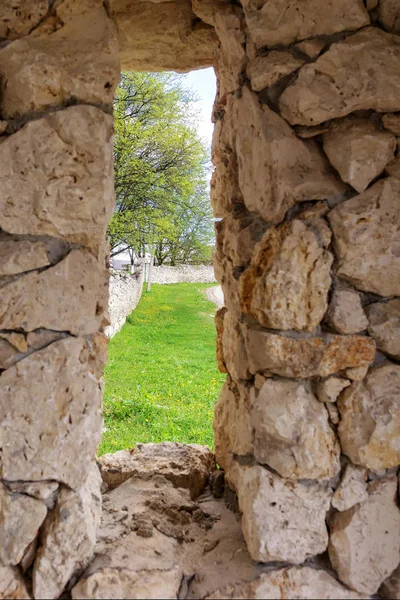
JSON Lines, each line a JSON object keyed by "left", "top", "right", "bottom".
{"left": 381, "top": 565, "right": 400, "bottom": 599}
{"left": 209, "top": 567, "right": 366, "bottom": 599}
{"left": 328, "top": 177, "right": 400, "bottom": 296}
{"left": 345, "top": 365, "right": 369, "bottom": 381}
{"left": 72, "top": 567, "right": 182, "bottom": 600}
{"left": 295, "top": 39, "right": 326, "bottom": 59}
{"left": 382, "top": 112, "right": 400, "bottom": 135}
{"left": 0, "top": 249, "right": 108, "bottom": 335}
{"left": 0, "top": 339, "right": 19, "bottom": 370}
{"left": 241, "top": 0, "right": 369, "bottom": 48}
{"left": 236, "top": 88, "right": 344, "bottom": 224}
{"left": 0, "top": 106, "right": 114, "bottom": 250}
{"left": 377, "top": 0, "right": 400, "bottom": 32}
{"left": 215, "top": 211, "right": 266, "bottom": 270}
{"left": 338, "top": 363, "right": 400, "bottom": 470}
{"left": 329, "top": 476, "right": 400, "bottom": 594}
{"left": 240, "top": 220, "right": 332, "bottom": 331}
{"left": 222, "top": 311, "right": 250, "bottom": 382}
{"left": 211, "top": 97, "right": 241, "bottom": 218}
{"left": 6, "top": 482, "right": 59, "bottom": 512}
{"left": 244, "top": 327, "right": 375, "bottom": 379}
{"left": 0, "top": 337, "right": 103, "bottom": 488}
{"left": 98, "top": 442, "right": 215, "bottom": 498}
{"left": 0, "top": 0, "right": 119, "bottom": 118}
{"left": 233, "top": 465, "right": 331, "bottom": 564}
{"left": 367, "top": 299, "right": 400, "bottom": 359}
{"left": 0, "top": 483, "right": 47, "bottom": 566}
{"left": 33, "top": 463, "right": 102, "bottom": 600}
{"left": 386, "top": 154, "right": 400, "bottom": 179}
{"left": 214, "top": 380, "right": 254, "bottom": 471}
{"left": 0, "top": 239, "right": 50, "bottom": 276}
{"left": 247, "top": 51, "right": 305, "bottom": 92}
{"left": 111, "top": 0, "right": 218, "bottom": 72}
{"left": 332, "top": 464, "right": 368, "bottom": 511}
{"left": 0, "top": 0, "right": 48, "bottom": 40}
{"left": 322, "top": 118, "right": 396, "bottom": 193}
{"left": 214, "top": 307, "right": 227, "bottom": 373}
{"left": 251, "top": 379, "right": 340, "bottom": 480}
{"left": 316, "top": 376, "right": 351, "bottom": 403}
{"left": 325, "top": 286, "right": 368, "bottom": 334}
{"left": 0, "top": 566, "right": 30, "bottom": 600}
{"left": 0, "top": 332, "right": 27, "bottom": 353}
{"left": 280, "top": 28, "right": 400, "bottom": 126}
{"left": 212, "top": 4, "right": 246, "bottom": 97}
{"left": 326, "top": 402, "right": 340, "bottom": 425}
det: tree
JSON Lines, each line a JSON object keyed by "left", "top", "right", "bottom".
{"left": 109, "top": 72, "right": 214, "bottom": 265}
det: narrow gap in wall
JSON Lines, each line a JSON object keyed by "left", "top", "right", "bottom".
{"left": 99, "top": 68, "right": 225, "bottom": 456}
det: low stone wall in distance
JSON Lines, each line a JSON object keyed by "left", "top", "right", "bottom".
{"left": 151, "top": 265, "right": 216, "bottom": 284}
{"left": 105, "top": 268, "right": 145, "bottom": 338}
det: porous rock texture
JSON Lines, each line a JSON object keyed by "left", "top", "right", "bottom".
{"left": 2, "top": 0, "right": 400, "bottom": 597}
{"left": 338, "top": 362, "right": 400, "bottom": 470}
{"left": 98, "top": 442, "right": 215, "bottom": 498}
{"left": 329, "top": 476, "right": 400, "bottom": 595}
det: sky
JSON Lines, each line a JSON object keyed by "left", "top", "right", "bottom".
{"left": 184, "top": 67, "right": 217, "bottom": 147}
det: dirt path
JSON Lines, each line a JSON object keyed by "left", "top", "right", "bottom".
{"left": 206, "top": 285, "right": 224, "bottom": 309}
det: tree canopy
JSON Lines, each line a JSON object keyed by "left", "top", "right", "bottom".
{"left": 109, "top": 72, "right": 214, "bottom": 265}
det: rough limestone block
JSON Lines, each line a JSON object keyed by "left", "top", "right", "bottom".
{"left": 247, "top": 51, "right": 305, "bottom": 92}
{"left": 329, "top": 477, "right": 400, "bottom": 595}
{"left": 332, "top": 464, "right": 368, "bottom": 511}
{"left": 0, "top": 249, "right": 108, "bottom": 335}
{"left": 241, "top": 0, "right": 369, "bottom": 48}
{"left": 212, "top": 4, "right": 246, "bottom": 96}
{"left": 251, "top": 379, "right": 340, "bottom": 480}
{"left": 322, "top": 118, "right": 396, "bottom": 193}
{"left": 240, "top": 220, "right": 332, "bottom": 332}
{"left": 0, "top": 0, "right": 48, "bottom": 39}
{"left": 382, "top": 113, "right": 400, "bottom": 135}
{"left": 338, "top": 362, "right": 400, "bottom": 470}
{"left": 98, "top": 442, "right": 215, "bottom": 499}
{"left": 0, "top": 483, "right": 47, "bottom": 566}
{"left": 367, "top": 299, "right": 400, "bottom": 359}
{"left": 110, "top": 0, "right": 218, "bottom": 72}
{"left": 377, "top": 0, "right": 400, "bottom": 32}
{"left": 213, "top": 380, "right": 254, "bottom": 471}
{"left": 0, "top": 337, "right": 104, "bottom": 488}
{"left": 235, "top": 87, "right": 344, "bottom": 224}
{"left": 214, "top": 307, "right": 227, "bottom": 373}
{"left": 209, "top": 566, "right": 366, "bottom": 599}
{"left": 316, "top": 377, "right": 351, "bottom": 403}
{"left": 0, "top": 239, "right": 50, "bottom": 276}
{"left": 222, "top": 311, "right": 250, "bottom": 382}
{"left": 295, "top": 39, "right": 326, "bottom": 59}
{"left": 0, "top": 0, "right": 119, "bottom": 118}
{"left": 233, "top": 465, "right": 331, "bottom": 564}
{"left": 5, "top": 482, "right": 59, "bottom": 509}
{"left": 0, "top": 566, "right": 30, "bottom": 600}
{"left": 328, "top": 177, "right": 400, "bottom": 296}
{"left": 0, "top": 106, "right": 114, "bottom": 250}
{"left": 325, "top": 287, "right": 368, "bottom": 334}
{"left": 386, "top": 154, "right": 400, "bottom": 179}
{"left": 71, "top": 566, "right": 182, "bottom": 600}
{"left": 33, "top": 463, "right": 102, "bottom": 600}
{"left": 280, "top": 28, "right": 400, "bottom": 126}
{"left": 244, "top": 327, "right": 375, "bottom": 379}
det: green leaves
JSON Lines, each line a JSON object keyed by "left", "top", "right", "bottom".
{"left": 110, "top": 72, "right": 214, "bottom": 264}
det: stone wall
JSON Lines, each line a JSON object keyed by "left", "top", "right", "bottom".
{"left": 1, "top": 0, "right": 400, "bottom": 598}
{"left": 151, "top": 264, "right": 216, "bottom": 284}
{"left": 205, "top": 1, "right": 400, "bottom": 597}
{"left": 105, "top": 268, "right": 145, "bottom": 338}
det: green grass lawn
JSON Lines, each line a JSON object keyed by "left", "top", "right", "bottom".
{"left": 99, "top": 283, "right": 226, "bottom": 455}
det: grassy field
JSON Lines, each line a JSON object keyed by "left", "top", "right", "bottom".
{"left": 99, "top": 283, "right": 226, "bottom": 455}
